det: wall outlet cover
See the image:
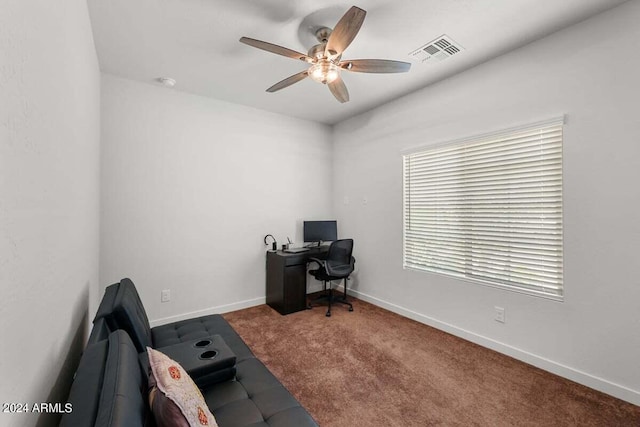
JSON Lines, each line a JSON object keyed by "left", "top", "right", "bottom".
{"left": 161, "top": 289, "right": 171, "bottom": 303}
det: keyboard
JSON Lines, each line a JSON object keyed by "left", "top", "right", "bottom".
{"left": 283, "top": 247, "right": 309, "bottom": 253}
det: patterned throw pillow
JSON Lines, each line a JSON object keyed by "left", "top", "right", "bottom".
{"left": 147, "top": 347, "right": 218, "bottom": 427}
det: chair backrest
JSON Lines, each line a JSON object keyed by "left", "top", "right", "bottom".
{"left": 325, "top": 239, "right": 355, "bottom": 277}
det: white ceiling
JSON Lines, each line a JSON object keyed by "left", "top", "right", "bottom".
{"left": 87, "top": 0, "right": 626, "bottom": 125}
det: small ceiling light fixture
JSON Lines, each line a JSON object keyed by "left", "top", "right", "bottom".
{"left": 157, "top": 77, "right": 176, "bottom": 87}
{"left": 308, "top": 60, "right": 339, "bottom": 84}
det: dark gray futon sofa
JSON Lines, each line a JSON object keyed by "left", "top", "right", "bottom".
{"left": 60, "top": 278, "right": 318, "bottom": 427}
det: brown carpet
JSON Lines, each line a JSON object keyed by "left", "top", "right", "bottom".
{"left": 223, "top": 298, "right": 640, "bottom": 426}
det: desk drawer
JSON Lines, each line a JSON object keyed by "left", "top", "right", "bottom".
{"left": 284, "top": 254, "right": 307, "bottom": 266}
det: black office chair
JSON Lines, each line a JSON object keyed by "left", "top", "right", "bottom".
{"left": 307, "top": 239, "right": 355, "bottom": 317}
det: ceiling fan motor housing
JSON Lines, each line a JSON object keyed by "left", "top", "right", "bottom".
{"left": 308, "top": 43, "right": 342, "bottom": 61}
{"left": 314, "top": 27, "right": 332, "bottom": 43}
{"left": 308, "top": 43, "right": 325, "bottom": 59}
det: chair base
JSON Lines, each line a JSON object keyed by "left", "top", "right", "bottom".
{"left": 307, "top": 285, "right": 354, "bottom": 317}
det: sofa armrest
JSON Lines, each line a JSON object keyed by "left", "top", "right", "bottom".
{"left": 156, "top": 335, "right": 236, "bottom": 388}
{"left": 154, "top": 335, "right": 236, "bottom": 387}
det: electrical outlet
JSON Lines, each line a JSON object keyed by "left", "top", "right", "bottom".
{"left": 161, "top": 289, "right": 171, "bottom": 303}
{"left": 343, "top": 196, "right": 350, "bottom": 205}
{"left": 494, "top": 306, "right": 505, "bottom": 323}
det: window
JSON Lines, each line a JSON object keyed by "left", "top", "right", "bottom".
{"left": 403, "top": 119, "right": 564, "bottom": 299}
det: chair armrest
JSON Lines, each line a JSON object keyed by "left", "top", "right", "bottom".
{"left": 308, "top": 257, "right": 325, "bottom": 269}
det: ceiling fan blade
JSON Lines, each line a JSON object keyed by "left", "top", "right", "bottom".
{"left": 266, "top": 71, "right": 309, "bottom": 93}
{"left": 240, "top": 37, "right": 312, "bottom": 62}
{"left": 328, "top": 75, "right": 349, "bottom": 103}
{"left": 340, "top": 59, "right": 412, "bottom": 73}
{"left": 325, "top": 6, "right": 366, "bottom": 58}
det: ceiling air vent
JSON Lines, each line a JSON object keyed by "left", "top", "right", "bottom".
{"left": 409, "top": 35, "right": 464, "bottom": 63}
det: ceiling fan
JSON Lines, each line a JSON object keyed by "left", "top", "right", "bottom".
{"left": 239, "top": 5, "right": 411, "bottom": 103}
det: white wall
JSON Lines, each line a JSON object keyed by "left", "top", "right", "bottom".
{"left": 0, "top": 1, "right": 101, "bottom": 426}
{"left": 333, "top": 1, "right": 640, "bottom": 404}
{"left": 100, "top": 75, "right": 333, "bottom": 324}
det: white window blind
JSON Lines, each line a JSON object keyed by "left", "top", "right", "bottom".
{"left": 403, "top": 120, "right": 564, "bottom": 299}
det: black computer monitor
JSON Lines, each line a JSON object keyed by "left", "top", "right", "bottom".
{"left": 303, "top": 220, "right": 337, "bottom": 245}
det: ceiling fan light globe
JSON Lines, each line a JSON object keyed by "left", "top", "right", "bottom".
{"left": 325, "top": 68, "right": 339, "bottom": 83}
{"left": 308, "top": 61, "right": 339, "bottom": 84}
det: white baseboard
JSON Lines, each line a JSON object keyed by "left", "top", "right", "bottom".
{"left": 152, "top": 281, "right": 327, "bottom": 328}
{"left": 147, "top": 287, "right": 639, "bottom": 405}
{"left": 349, "top": 289, "right": 640, "bottom": 406}
{"left": 149, "top": 296, "right": 265, "bottom": 328}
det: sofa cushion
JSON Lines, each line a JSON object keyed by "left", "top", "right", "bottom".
{"left": 95, "top": 330, "right": 148, "bottom": 427}
{"left": 59, "top": 339, "right": 108, "bottom": 427}
{"left": 60, "top": 330, "right": 148, "bottom": 427}
{"left": 148, "top": 347, "right": 218, "bottom": 427}
{"left": 151, "top": 315, "right": 254, "bottom": 362}
{"left": 93, "top": 282, "right": 119, "bottom": 322}
{"left": 110, "top": 278, "right": 153, "bottom": 352}
{"left": 87, "top": 316, "right": 111, "bottom": 345}
{"left": 202, "top": 358, "right": 317, "bottom": 427}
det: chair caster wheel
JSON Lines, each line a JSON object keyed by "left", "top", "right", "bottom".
{"left": 349, "top": 307, "right": 354, "bottom": 312}
{"left": 326, "top": 312, "right": 331, "bottom": 317}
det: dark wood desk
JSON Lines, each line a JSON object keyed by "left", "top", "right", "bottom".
{"left": 266, "top": 247, "right": 328, "bottom": 315}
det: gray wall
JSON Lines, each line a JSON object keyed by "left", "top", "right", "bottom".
{"left": 99, "top": 75, "right": 333, "bottom": 325}
{"left": 333, "top": 1, "right": 640, "bottom": 404}
{"left": 0, "top": 1, "right": 101, "bottom": 426}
